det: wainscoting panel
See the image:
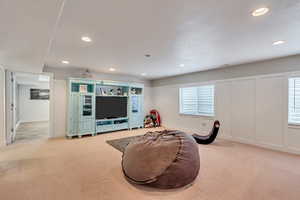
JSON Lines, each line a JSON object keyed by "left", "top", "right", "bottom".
{"left": 255, "top": 76, "right": 284, "bottom": 147}
{"left": 215, "top": 81, "right": 232, "bottom": 138}
{"left": 152, "top": 72, "right": 300, "bottom": 154}
{"left": 230, "top": 78, "right": 256, "bottom": 142}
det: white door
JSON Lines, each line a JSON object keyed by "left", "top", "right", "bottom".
{"left": 5, "top": 70, "right": 16, "bottom": 144}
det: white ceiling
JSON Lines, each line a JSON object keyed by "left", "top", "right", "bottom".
{"left": 1, "top": 0, "right": 300, "bottom": 79}
{"left": 0, "top": 0, "right": 64, "bottom": 72}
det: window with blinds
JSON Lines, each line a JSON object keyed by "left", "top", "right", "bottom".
{"left": 288, "top": 78, "right": 300, "bottom": 124}
{"left": 179, "top": 85, "right": 215, "bottom": 116}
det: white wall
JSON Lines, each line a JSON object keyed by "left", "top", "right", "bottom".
{"left": 152, "top": 73, "right": 300, "bottom": 154}
{"left": 18, "top": 83, "right": 50, "bottom": 123}
{"left": 52, "top": 80, "right": 67, "bottom": 137}
{"left": 143, "top": 86, "right": 153, "bottom": 115}
{"left": 0, "top": 65, "right": 5, "bottom": 147}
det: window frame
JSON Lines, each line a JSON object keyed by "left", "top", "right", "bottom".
{"left": 179, "top": 84, "right": 215, "bottom": 117}
{"left": 288, "top": 77, "right": 300, "bottom": 126}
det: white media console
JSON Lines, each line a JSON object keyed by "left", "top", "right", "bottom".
{"left": 67, "top": 78, "right": 144, "bottom": 138}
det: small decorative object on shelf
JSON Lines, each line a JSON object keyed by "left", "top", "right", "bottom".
{"left": 96, "top": 87, "right": 102, "bottom": 95}
{"left": 117, "top": 88, "right": 122, "bottom": 95}
{"left": 132, "top": 96, "right": 139, "bottom": 113}
{"left": 131, "top": 88, "right": 136, "bottom": 95}
{"left": 79, "top": 85, "right": 88, "bottom": 93}
{"left": 110, "top": 89, "right": 114, "bottom": 95}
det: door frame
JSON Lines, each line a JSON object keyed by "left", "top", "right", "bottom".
{"left": 5, "top": 71, "right": 16, "bottom": 144}
{"left": 0, "top": 65, "right": 6, "bottom": 147}
{"left": 5, "top": 70, "right": 55, "bottom": 145}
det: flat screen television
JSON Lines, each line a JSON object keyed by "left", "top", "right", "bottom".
{"left": 96, "top": 96, "right": 128, "bottom": 119}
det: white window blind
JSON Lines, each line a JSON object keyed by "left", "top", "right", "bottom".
{"left": 288, "top": 78, "right": 300, "bottom": 124}
{"left": 180, "top": 85, "right": 214, "bottom": 116}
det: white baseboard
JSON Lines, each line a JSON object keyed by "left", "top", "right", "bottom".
{"left": 15, "top": 121, "right": 21, "bottom": 130}
{"left": 18, "top": 120, "right": 49, "bottom": 123}
{"left": 219, "top": 134, "right": 300, "bottom": 155}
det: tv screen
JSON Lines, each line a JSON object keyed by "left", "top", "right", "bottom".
{"left": 96, "top": 96, "right": 128, "bottom": 119}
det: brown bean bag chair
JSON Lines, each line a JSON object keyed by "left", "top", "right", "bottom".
{"left": 122, "top": 130, "right": 200, "bottom": 189}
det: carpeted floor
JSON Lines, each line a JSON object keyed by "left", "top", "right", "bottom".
{"left": 1, "top": 127, "right": 300, "bottom": 200}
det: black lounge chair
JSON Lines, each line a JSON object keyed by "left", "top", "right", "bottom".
{"left": 192, "top": 120, "right": 220, "bottom": 145}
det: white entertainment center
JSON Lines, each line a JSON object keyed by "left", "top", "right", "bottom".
{"left": 67, "top": 78, "right": 144, "bottom": 138}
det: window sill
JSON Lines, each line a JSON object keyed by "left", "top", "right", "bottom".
{"left": 179, "top": 113, "right": 215, "bottom": 118}
{"left": 288, "top": 123, "right": 300, "bottom": 129}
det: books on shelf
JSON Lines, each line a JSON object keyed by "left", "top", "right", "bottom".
{"left": 96, "top": 85, "right": 129, "bottom": 96}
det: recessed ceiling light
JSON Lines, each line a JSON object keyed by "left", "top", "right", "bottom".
{"left": 62, "top": 60, "right": 69, "bottom": 64}
{"left": 109, "top": 68, "right": 116, "bottom": 72}
{"left": 180, "top": 64, "right": 185, "bottom": 67}
{"left": 81, "top": 36, "right": 92, "bottom": 42}
{"left": 252, "top": 7, "right": 269, "bottom": 17}
{"left": 272, "top": 40, "right": 285, "bottom": 46}
{"left": 141, "top": 73, "right": 147, "bottom": 76}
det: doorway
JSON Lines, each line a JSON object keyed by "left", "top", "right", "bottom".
{"left": 5, "top": 71, "right": 53, "bottom": 144}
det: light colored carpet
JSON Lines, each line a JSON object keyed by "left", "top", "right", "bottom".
{"left": 1, "top": 127, "right": 300, "bottom": 200}
{"left": 15, "top": 121, "right": 49, "bottom": 144}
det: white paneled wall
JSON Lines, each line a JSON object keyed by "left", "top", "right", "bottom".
{"left": 153, "top": 73, "right": 300, "bottom": 154}
{"left": 215, "top": 81, "right": 231, "bottom": 138}
{"left": 216, "top": 75, "right": 300, "bottom": 154}
{"left": 255, "top": 76, "right": 284, "bottom": 148}
{"left": 230, "top": 79, "right": 256, "bottom": 142}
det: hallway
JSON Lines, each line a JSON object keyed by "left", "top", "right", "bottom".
{"left": 15, "top": 121, "right": 49, "bottom": 144}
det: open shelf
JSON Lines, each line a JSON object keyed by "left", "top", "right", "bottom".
{"left": 130, "top": 87, "right": 142, "bottom": 95}
{"left": 96, "top": 117, "right": 129, "bottom": 133}
{"left": 96, "top": 117, "right": 128, "bottom": 122}
{"left": 96, "top": 95, "right": 128, "bottom": 97}
{"left": 96, "top": 84, "right": 129, "bottom": 96}
{"left": 71, "top": 82, "right": 94, "bottom": 93}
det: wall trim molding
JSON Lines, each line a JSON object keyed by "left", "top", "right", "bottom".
{"left": 17, "top": 120, "right": 49, "bottom": 123}
{"left": 15, "top": 120, "right": 21, "bottom": 130}
{"left": 152, "top": 54, "right": 300, "bottom": 87}
{"left": 153, "top": 70, "right": 300, "bottom": 89}
{"left": 219, "top": 135, "right": 300, "bottom": 155}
